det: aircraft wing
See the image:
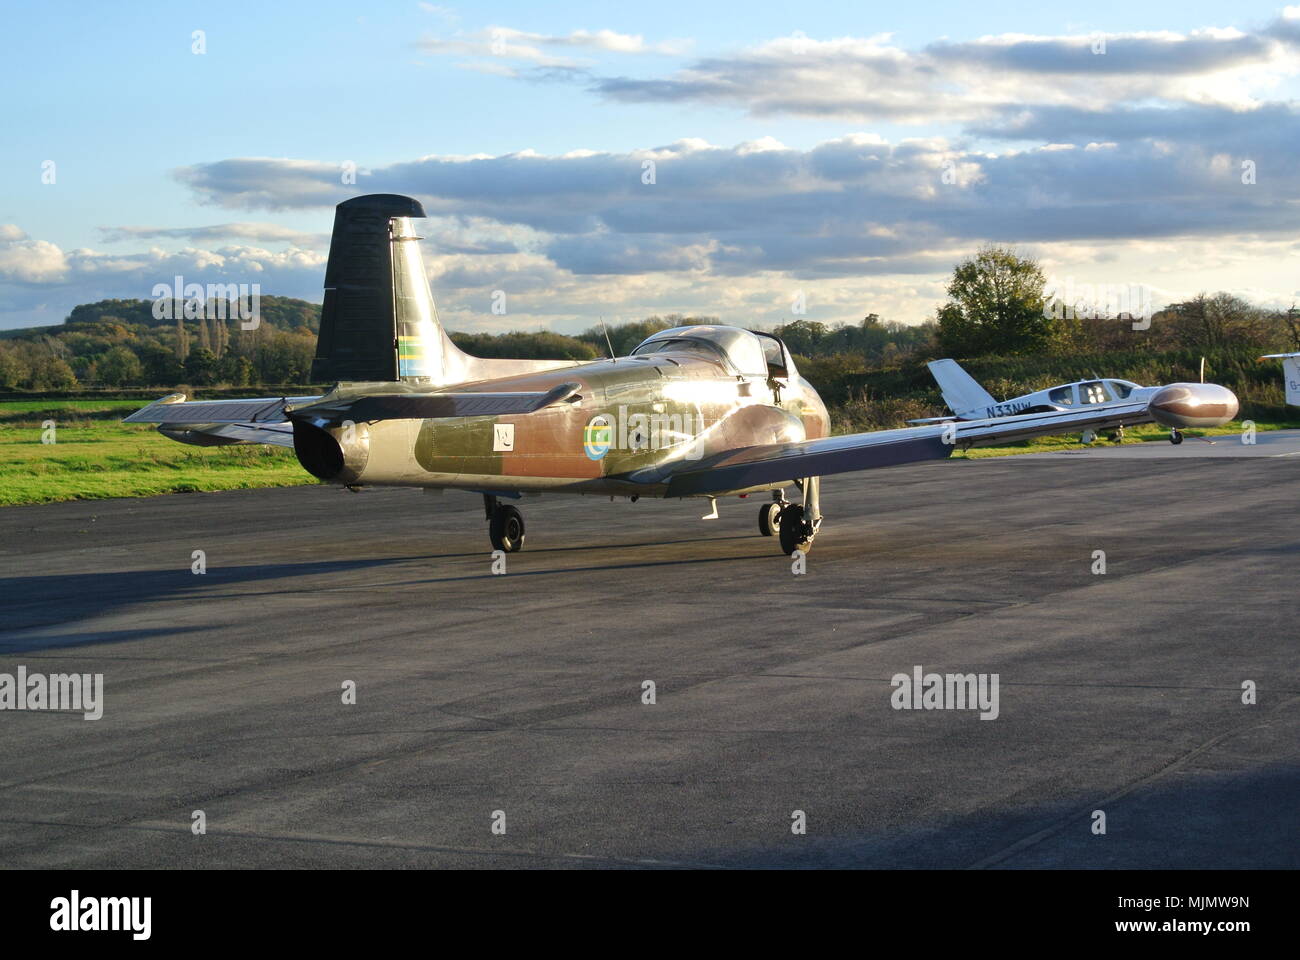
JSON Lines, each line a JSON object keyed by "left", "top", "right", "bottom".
{"left": 664, "top": 400, "right": 1150, "bottom": 496}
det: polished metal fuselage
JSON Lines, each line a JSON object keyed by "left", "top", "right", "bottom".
{"left": 326, "top": 352, "right": 830, "bottom": 498}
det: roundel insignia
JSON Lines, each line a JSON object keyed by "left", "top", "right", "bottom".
{"left": 584, "top": 415, "right": 612, "bottom": 460}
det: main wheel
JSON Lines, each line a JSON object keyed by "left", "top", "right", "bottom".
{"left": 758, "top": 501, "right": 782, "bottom": 537}
{"left": 489, "top": 505, "right": 526, "bottom": 552}
{"left": 1170, "top": 429, "right": 1184, "bottom": 445}
{"left": 778, "top": 504, "right": 810, "bottom": 555}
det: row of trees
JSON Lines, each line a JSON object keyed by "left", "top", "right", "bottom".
{"left": 935, "top": 246, "right": 1299, "bottom": 359}
{"left": 0, "top": 298, "right": 321, "bottom": 390}
{"left": 1, "top": 265, "right": 1295, "bottom": 393}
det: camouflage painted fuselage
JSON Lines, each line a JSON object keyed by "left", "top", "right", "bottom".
{"left": 310, "top": 351, "right": 829, "bottom": 498}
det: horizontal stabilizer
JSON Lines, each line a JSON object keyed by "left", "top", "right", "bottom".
{"left": 305, "top": 381, "right": 583, "bottom": 421}
{"left": 123, "top": 395, "right": 319, "bottom": 425}
{"left": 159, "top": 422, "right": 296, "bottom": 447}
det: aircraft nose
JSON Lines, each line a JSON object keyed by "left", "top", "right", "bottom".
{"left": 1148, "top": 383, "right": 1239, "bottom": 428}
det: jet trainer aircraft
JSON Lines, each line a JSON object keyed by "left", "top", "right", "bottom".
{"left": 126, "top": 194, "right": 1241, "bottom": 556}
{"left": 916, "top": 359, "right": 1236, "bottom": 445}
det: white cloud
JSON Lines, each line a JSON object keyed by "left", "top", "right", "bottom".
{"left": 418, "top": 25, "right": 689, "bottom": 70}
{"left": 98, "top": 222, "right": 326, "bottom": 247}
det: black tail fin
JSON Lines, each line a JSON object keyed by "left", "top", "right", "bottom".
{"left": 312, "top": 193, "right": 583, "bottom": 387}
{"left": 312, "top": 193, "right": 433, "bottom": 384}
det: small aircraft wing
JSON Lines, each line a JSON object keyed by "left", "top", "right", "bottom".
{"left": 663, "top": 400, "right": 1149, "bottom": 496}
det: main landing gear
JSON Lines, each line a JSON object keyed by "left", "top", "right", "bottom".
{"left": 1169, "top": 428, "right": 1184, "bottom": 445}
{"left": 485, "top": 494, "right": 525, "bottom": 552}
{"left": 757, "top": 479, "right": 822, "bottom": 555}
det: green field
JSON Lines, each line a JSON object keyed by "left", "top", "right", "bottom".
{"left": 0, "top": 399, "right": 318, "bottom": 506}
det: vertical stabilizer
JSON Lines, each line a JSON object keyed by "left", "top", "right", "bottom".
{"left": 312, "top": 193, "right": 581, "bottom": 387}
{"left": 312, "top": 193, "right": 467, "bottom": 385}
{"left": 1261, "top": 353, "right": 1300, "bottom": 406}
{"left": 926, "top": 359, "right": 998, "bottom": 418}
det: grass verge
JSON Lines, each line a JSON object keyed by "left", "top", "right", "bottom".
{"left": 0, "top": 400, "right": 318, "bottom": 506}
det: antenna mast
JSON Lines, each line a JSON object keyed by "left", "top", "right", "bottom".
{"left": 599, "top": 316, "right": 616, "bottom": 362}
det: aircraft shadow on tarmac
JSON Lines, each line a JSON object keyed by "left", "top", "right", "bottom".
{"left": 686, "top": 762, "right": 1300, "bottom": 870}
{"left": 0, "top": 559, "right": 409, "bottom": 653}
{"left": 0, "top": 536, "right": 767, "bottom": 651}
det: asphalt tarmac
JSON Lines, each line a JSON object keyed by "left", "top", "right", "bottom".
{"left": 1, "top": 445, "right": 1297, "bottom": 868}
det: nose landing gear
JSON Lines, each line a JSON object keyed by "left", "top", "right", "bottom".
{"left": 1169, "top": 428, "right": 1184, "bottom": 445}
{"left": 758, "top": 495, "right": 784, "bottom": 537}
{"left": 767, "top": 478, "right": 821, "bottom": 555}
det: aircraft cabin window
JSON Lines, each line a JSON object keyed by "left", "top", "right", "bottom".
{"left": 1079, "top": 381, "right": 1108, "bottom": 404}
{"left": 1048, "top": 386, "right": 1075, "bottom": 405}
{"left": 757, "top": 335, "right": 787, "bottom": 378}
{"left": 1108, "top": 381, "right": 1134, "bottom": 399}
{"left": 630, "top": 339, "right": 724, "bottom": 362}
{"left": 631, "top": 327, "right": 770, "bottom": 377}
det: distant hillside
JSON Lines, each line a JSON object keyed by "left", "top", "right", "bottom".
{"left": 61, "top": 296, "right": 322, "bottom": 333}
{"left": 0, "top": 296, "right": 323, "bottom": 390}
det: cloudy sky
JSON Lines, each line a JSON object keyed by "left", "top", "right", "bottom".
{"left": 2, "top": 0, "right": 1299, "bottom": 331}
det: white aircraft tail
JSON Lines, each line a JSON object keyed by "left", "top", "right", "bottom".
{"left": 1260, "top": 353, "right": 1300, "bottom": 406}
{"left": 927, "top": 359, "right": 997, "bottom": 418}
{"left": 1281, "top": 356, "right": 1300, "bottom": 406}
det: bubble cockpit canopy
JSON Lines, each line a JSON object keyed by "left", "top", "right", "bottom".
{"left": 631, "top": 325, "right": 792, "bottom": 379}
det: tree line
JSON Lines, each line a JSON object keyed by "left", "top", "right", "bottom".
{"left": 1, "top": 252, "right": 1296, "bottom": 399}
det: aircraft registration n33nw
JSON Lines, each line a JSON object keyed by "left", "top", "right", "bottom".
{"left": 126, "top": 194, "right": 1240, "bottom": 557}
{"left": 915, "top": 358, "right": 1240, "bottom": 445}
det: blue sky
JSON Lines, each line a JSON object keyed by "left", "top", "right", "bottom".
{"left": 2, "top": 0, "right": 1298, "bottom": 331}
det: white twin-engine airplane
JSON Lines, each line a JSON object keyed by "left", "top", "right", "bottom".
{"left": 912, "top": 359, "right": 1239, "bottom": 445}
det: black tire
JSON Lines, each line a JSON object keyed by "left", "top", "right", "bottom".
{"left": 489, "top": 505, "right": 526, "bottom": 552}
{"left": 1170, "top": 430, "right": 1184, "bottom": 445}
{"left": 778, "top": 504, "right": 808, "bottom": 555}
{"left": 758, "top": 501, "right": 782, "bottom": 537}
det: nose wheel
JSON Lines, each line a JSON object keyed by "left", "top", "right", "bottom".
{"left": 1169, "top": 428, "right": 1184, "bottom": 445}
{"left": 485, "top": 494, "right": 526, "bottom": 552}
{"left": 758, "top": 500, "right": 783, "bottom": 537}
{"left": 775, "top": 477, "right": 821, "bottom": 555}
